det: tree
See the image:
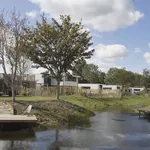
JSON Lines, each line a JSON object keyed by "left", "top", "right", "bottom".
{"left": 81, "top": 63, "right": 105, "bottom": 83}
{"left": 73, "top": 62, "right": 105, "bottom": 83}
{"left": 0, "top": 9, "right": 28, "bottom": 109}
{"left": 17, "top": 55, "right": 31, "bottom": 78}
{"left": 105, "top": 68, "right": 134, "bottom": 90}
{"left": 131, "top": 73, "right": 144, "bottom": 87}
{"left": 72, "top": 59, "right": 86, "bottom": 78}
{"left": 143, "top": 68, "right": 150, "bottom": 89}
{"left": 22, "top": 15, "right": 94, "bottom": 100}
{"left": 17, "top": 54, "right": 31, "bottom": 93}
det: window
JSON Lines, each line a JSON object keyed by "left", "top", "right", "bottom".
{"left": 134, "top": 89, "right": 140, "bottom": 92}
{"left": 103, "top": 87, "right": 112, "bottom": 90}
{"left": 82, "top": 87, "right": 91, "bottom": 89}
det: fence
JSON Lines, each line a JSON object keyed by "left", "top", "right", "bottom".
{"left": 20, "top": 86, "right": 76, "bottom": 96}
{"left": 79, "top": 88, "right": 121, "bottom": 98}
{"left": 19, "top": 86, "right": 121, "bottom": 98}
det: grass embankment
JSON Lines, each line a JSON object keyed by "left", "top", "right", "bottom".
{"left": 61, "top": 95, "right": 150, "bottom": 113}
{"left": 0, "top": 95, "right": 94, "bottom": 128}
{"left": 0, "top": 95, "right": 150, "bottom": 127}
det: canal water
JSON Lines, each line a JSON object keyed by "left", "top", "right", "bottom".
{"left": 0, "top": 112, "right": 150, "bottom": 150}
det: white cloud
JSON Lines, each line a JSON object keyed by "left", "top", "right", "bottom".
{"left": 85, "top": 43, "right": 128, "bottom": 72}
{"left": 93, "top": 44, "right": 128, "bottom": 62}
{"left": 25, "top": 11, "right": 37, "bottom": 18}
{"left": 29, "top": 0, "right": 144, "bottom": 32}
{"left": 86, "top": 57, "right": 123, "bottom": 72}
{"left": 148, "top": 42, "right": 150, "bottom": 48}
{"left": 134, "top": 48, "right": 141, "bottom": 53}
{"left": 144, "top": 52, "right": 150, "bottom": 63}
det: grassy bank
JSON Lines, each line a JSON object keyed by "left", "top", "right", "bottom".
{"left": 61, "top": 95, "right": 150, "bottom": 112}
{"left": 1, "top": 94, "right": 150, "bottom": 112}
{"left": 0, "top": 95, "right": 150, "bottom": 127}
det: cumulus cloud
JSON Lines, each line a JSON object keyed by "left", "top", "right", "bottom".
{"left": 29, "top": 0, "right": 144, "bottom": 32}
{"left": 25, "top": 10, "right": 37, "bottom": 18}
{"left": 86, "top": 57, "right": 123, "bottom": 72}
{"left": 93, "top": 44, "right": 128, "bottom": 62}
{"left": 144, "top": 52, "right": 150, "bottom": 63}
{"left": 86, "top": 43, "right": 128, "bottom": 72}
{"left": 134, "top": 48, "right": 141, "bottom": 53}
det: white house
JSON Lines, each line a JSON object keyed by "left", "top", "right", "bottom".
{"left": 78, "top": 83, "right": 104, "bottom": 90}
{"left": 128, "top": 87, "right": 144, "bottom": 94}
{"left": 78, "top": 83, "right": 121, "bottom": 91}
{"left": 102, "top": 85, "right": 122, "bottom": 90}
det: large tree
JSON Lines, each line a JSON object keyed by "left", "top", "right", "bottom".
{"left": 0, "top": 10, "right": 28, "bottom": 108}
{"left": 22, "top": 15, "right": 94, "bottom": 99}
{"left": 105, "top": 68, "right": 134, "bottom": 90}
{"left": 131, "top": 73, "right": 144, "bottom": 87}
{"left": 81, "top": 63, "right": 105, "bottom": 83}
{"left": 143, "top": 68, "right": 150, "bottom": 90}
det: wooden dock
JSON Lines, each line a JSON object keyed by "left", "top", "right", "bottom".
{"left": 137, "top": 109, "right": 150, "bottom": 120}
{"left": 0, "top": 115, "right": 37, "bottom": 123}
{"left": 0, "top": 102, "right": 38, "bottom": 131}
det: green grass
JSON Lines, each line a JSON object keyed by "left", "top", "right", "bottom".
{"left": 1, "top": 94, "right": 150, "bottom": 112}
{"left": 61, "top": 95, "right": 150, "bottom": 112}
{"left": 1, "top": 94, "right": 150, "bottom": 128}
{"left": 0, "top": 96, "right": 55, "bottom": 101}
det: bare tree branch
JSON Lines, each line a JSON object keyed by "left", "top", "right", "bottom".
{"left": 0, "top": 9, "right": 29, "bottom": 109}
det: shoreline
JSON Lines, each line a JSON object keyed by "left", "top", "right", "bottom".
{"left": 0, "top": 95, "right": 149, "bottom": 128}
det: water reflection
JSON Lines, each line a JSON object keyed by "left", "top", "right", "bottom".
{"left": 0, "top": 112, "right": 150, "bottom": 150}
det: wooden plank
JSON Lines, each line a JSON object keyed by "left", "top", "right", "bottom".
{"left": 0, "top": 115, "right": 37, "bottom": 123}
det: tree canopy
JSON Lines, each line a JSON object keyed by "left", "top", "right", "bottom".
{"left": 105, "top": 68, "right": 134, "bottom": 88}
{"left": 143, "top": 68, "right": 150, "bottom": 89}
{"left": 22, "top": 15, "right": 94, "bottom": 99}
{"left": 81, "top": 63, "right": 105, "bottom": 83}
{"left": 0, "top": 9, "right": 28, "bottom": 105}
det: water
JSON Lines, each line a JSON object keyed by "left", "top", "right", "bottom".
{"left": 1, "top": 112, "right": 150, "bottom": 150}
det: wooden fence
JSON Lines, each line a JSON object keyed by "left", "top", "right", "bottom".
{"left": 79, "top": 88, "right": 121, "bottom": 98}
{"left": 21, "top": 86, "right": 76, "bottom": 96}
{"left": 19, "top": 86, "right": 121, "bottom": 98}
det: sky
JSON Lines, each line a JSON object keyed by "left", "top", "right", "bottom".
{"left": 0, "top": 0, "right": 150, "bottom": 74}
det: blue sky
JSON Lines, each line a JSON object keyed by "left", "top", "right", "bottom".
{"left": 0, "top": 0, "right": 150, "bottom": 74}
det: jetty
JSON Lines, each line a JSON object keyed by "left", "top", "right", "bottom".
{"left": 0, "top": 102, "right": 37, "bottom": 130}
{"left": 0, "top": 115, "right": 37, "bottom": 123}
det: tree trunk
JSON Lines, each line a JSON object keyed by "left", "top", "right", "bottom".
{"left": 56, "top": 79, "right": 60, "bottom": 100}
{"left": 11, "top": 84, "right": 15, "bottom": 115}
{"left": 121, "top": 85, "right": 125, "bottom": 98}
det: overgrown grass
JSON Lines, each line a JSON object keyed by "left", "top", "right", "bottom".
{"left": 1, "top": 94, "right": 150, "bottom": 127}
{"left": 1, "top": 94, "right": 150, "bottom": 112}
{"left": 61, "top": 95, "right": 150, "bottom": 112}
{"left": 0, "top": 96, "right": 55, "bottom": 101}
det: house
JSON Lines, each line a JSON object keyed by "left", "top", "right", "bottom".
{"left": 78, "top": 83, "right": 121, "bottom": 91}
{"left": 35, "top": 74, "right": 78, "bottom": 88}
{"left": 78, "top": 83, "right": 103, "bottom": 90}
{"left": 78, "top": 83, "right": 122, "bottom": 97}
{"left": 102, "top": 85, "right": 122, "bottom": 90}
{"left": 34, "top": 74, "right": 78, "bottom": 95}
{"left": 128, "top": 87, "right": 144, "bottom": 94}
